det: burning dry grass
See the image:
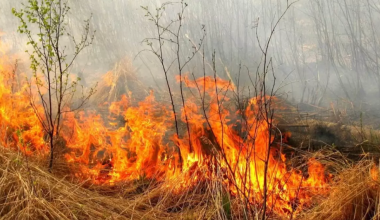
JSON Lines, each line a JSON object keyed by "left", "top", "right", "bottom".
{"left": 2, "top": 143, "right": 380, "bottom": 220}
{"left": 0, "top": 147, "right": 174, "bottom": 220}
{"left": 2, "top": 38, "right": 380, "bottom": 219}
{"left": 0, "top": 56, "right": 335, "bottom": 218}
{"left": 0, "top": 146, "right": 231, "bottom": 220}
{"left": 93, "top": 57, "right": 148, "bottom": 104}
{"left": 301, "top": 160, "right": 380, "bottom": 220}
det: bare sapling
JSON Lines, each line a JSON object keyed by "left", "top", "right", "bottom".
{"left": 141, "top": 0, "right": 205, "bottom": 167}
{"left": 12, "top": 0, "right": 96, "bottom": 171}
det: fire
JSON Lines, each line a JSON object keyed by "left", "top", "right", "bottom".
{"left": 371, "top": 164, "right": 379, "bottom": 181}
{"left": 0, "top": 37, "right": 329, "bottom": 217}
{"left": 0, "top": 39, "right": 47, "bottom": 155}
{"left": 63, "top": 91, "right": 174, "bottom": 182}
{"left": 61, "top": 73, "right": 329, "bottom": 216}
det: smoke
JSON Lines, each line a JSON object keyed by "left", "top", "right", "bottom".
{"left": 1, "top": 0, "right": 380, "bottom": 107}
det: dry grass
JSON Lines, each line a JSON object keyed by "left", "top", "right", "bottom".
{"left": 300, "top": 160, "right": 380, "bottom": 220}
{"left": 1, "top": 143, "right": 380, "bottom": 219}
{"left": 92, "top": 57, "right": 148, "bottom": 105}
{"left": 0, "top": 147, "right": 175, "bottom": 220}
{"left": 0, "top": 146, "right": 226, "bottom": 220}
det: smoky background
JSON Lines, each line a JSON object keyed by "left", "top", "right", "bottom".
{"left": 1, "top": 0, "right": 380, "bottom": 109}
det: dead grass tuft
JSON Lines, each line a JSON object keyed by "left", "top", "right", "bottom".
{"left": 3, "top": 141, "right": 380, "bottom": 220}
{"left": 0, "top": 146, "right": 228, "bottom": 219}
{"left": 300, "top": 160, "right": 380, "bottom": 220}
{"left": 0, "top": 147, "right": 174, "bottom": 220}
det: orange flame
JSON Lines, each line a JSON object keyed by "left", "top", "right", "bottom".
{"left": 0, "top": 41, "right": 47, "bottom": 155}
{"left": 371, "top": 164, "right": 379, "bottom": 181}
{"left": 62, "top": 73, "right": 329, "bottom": 215}
{"left": 0, "top": 38, "right": 330, "bottom": 216}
